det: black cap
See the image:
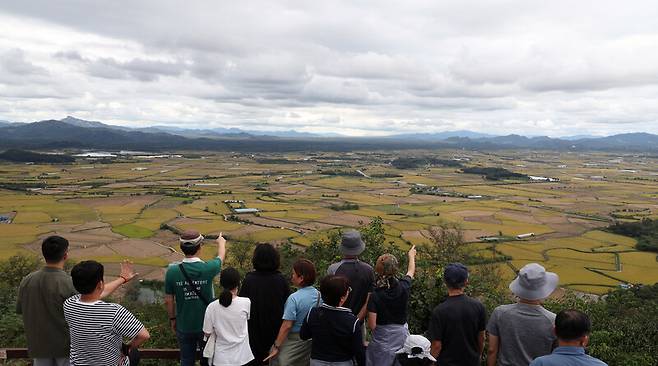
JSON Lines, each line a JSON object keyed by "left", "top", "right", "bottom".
{"left": 443, "top": 263, "right": 468, "bottom": 287}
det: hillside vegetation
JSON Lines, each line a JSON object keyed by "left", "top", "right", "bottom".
{"left": 607, "top": 218, "right": 658, "bottom": 252}
{"left": 0, "top": 149, "right": 75, "bottom": 164}
{"left": 1, "top": 219, "right": 657, "bottom": 365}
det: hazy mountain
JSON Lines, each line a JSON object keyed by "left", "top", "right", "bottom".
{"left": 392, "top": 130, "right": 497, "bottom": 140}
{"left": 1, "top": 118, "right": 657, "bottom": 152}
{"left": 60, "top": 116, "right": 130, "bottom": 131}
{"left": 57, "top": 117, "right": 339, "bottom": 138}
{"left": 559, "top": 134, "right": 601, "bottom": 140}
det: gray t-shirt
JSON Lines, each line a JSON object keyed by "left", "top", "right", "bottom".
{"left": 486, "top": 303, "right": 556, "bottom": 366}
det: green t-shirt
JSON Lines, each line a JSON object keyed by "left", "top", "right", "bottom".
{"left": 16, "top": 267, "right": 78, "bottom": 358}
{"left": 165, "top": 257, "right": 222, "bottom": 332}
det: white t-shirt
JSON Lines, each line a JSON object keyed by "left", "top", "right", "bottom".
{"left": 203, "top": 296, "right": 254, "bottom": 366}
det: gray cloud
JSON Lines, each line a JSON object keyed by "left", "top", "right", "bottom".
{"left": 1, "top": 1, "right": 658, "bottom": 135}
{"left": 0, "top": 48, "right": 49, "bottom": 84}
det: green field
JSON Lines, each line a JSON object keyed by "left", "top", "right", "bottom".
{"left": 1, "top": 150, "right": 657, "bottom": 294}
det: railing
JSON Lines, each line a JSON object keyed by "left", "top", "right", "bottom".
{"left": 0, "top": 348, "right": 185, "bottom": 361}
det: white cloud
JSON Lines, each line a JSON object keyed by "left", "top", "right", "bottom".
{"left": 0, "top": 1, "right": 658, "bottom": 136}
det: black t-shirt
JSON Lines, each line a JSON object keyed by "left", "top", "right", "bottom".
{"left": 238, "top": 270, "right": 291, "bottom": 363}
{"left": 367, "top": 275, "right": 412, "bottom": 325}
{"left": 427, "top": 294, "right": 486, "bottom": 366}
{"left": 327, "top": 259, "right": 375, "bottom": 315}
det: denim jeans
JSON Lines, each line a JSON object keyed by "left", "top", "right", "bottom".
{"left": 176, "top": 330, "right": 208, "bottom": 366}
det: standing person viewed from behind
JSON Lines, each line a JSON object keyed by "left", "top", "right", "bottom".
{"left": 300, "top": 275, "right": 365, "bottom": 366}
{"left": 239, "top": 243, "right": 291, "bottom": 365}
{"left": 265, "top": 259, "right": 320, "bottom": 366}
{"left": 16, "top": 235, "right": 137, "bottom": 366}
{"left": 530, "top": 309, "right": 607, "bottom": 366}
{"left": 327, "top": 231, "right": 375, "bottom": 322}
{"left": 365, "top": 245, "right": 417, "bottom": 366}
{"left": 428, "top": 263, "right": 487, "bottom": 366}
{"left": 165, "top": 230, "right": 226, "bottom": 366}
{"left": 64, "top": 260, "right": 150, "bottom": 366}
{"left": 203, "top": 267, "right": 254, "bottom": 366}
{"left": 487, "top": 263, "right": 559, "bottom": 366}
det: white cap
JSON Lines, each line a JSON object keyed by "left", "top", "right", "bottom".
{"left": 395, "top": 335, "right": 436, "bottom": 362}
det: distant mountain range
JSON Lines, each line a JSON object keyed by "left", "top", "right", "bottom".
{"left": 59, "top": 116, "right": 339, "bottom": 138}
{"left": 0, "top": 117, "right": 657, "bottom": 152}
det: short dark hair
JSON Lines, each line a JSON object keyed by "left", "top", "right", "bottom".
{"left": 293, "top": 259, "right": 316, "bottom": 287}
{"left": 71, "top": 260, "right": 104, "bottom": 295}
{"left": 42, "top": 236, "right": 69, "bottom": 263}
{"left": 320, "top": 275, "right": 349, "bottom": 306}
{"left": 252, "top": 243, "right": 280, "bottom": 272}
{"left": 555, "top": 309, "right": 591, "bottom": 341}
{"left": 180, "top": 243, "right": 201, "bottom": 256}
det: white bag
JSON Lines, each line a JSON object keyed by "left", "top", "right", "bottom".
{"left": 203, "top": 332, "right": 216, "bottom": 361}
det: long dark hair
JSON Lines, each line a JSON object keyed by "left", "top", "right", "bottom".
{"left": 219, "top": 267, "right": 241, "bottom": 307}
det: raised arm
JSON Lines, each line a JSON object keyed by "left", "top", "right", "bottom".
{"left": 101, "top": 260, "right": 137, "bottom": 298}
{"left": 406, "top": 245, "right": 416, "bottom": 278}
{"left": 217, "top": 232, "right": 226, "bottom": 262}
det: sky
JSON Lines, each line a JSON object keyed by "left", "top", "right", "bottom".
{"left": 1, "top": 1, "right": 658, "bottom": 137}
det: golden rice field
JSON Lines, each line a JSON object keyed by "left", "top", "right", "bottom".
{"left": 0, "top": 150, "right": 657, "bottom": 294}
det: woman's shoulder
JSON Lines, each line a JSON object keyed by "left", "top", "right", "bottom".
{"left": 235, "top": 296, "right": 251, "bottom": 305}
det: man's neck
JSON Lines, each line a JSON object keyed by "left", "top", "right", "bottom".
{"left": 519, "top": 298, "right": 542, "bottom": 305}
{"left": 44, "top": 262, "right": 65, "bottom": 270}
{"left": 447, "top": 288, "right": 465, "bottom": 297}
{"left": 80, "top": 293, "right": 101, "bottom": 303}
{"left": 185, "top": 255, "right": 199, "bottom": 259}
{"left": 343, "top": 255, "right": 358, "bottom": 260}
{"left": 558, "top": 340, "right": 585, "bottom": 348}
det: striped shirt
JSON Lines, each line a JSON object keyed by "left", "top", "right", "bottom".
{"left": 63, "top": 295, "right": 144, "bottom": 366}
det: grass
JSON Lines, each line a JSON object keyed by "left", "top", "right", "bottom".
{"left": 236, "top": 228, "right": 300, "bottom": 243}
{"left": 113, "top": 224, "right": 155, "bottom": 238}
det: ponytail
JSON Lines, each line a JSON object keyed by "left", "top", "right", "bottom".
{"left": 218, "top": 267, "right": 241, "bottom": 308}
{"left": 219, "top": 288, "right": 233, "bottom": 307}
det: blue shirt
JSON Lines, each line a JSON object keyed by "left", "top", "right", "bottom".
{"left": 530, "top": 346, "right": 608, "bottom": 366}
{"left": 282, "top": 286, "right": 321, "bottom": 333}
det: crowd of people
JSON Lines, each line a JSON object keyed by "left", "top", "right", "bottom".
{"left": 16, "top": 230, "right": 608, "bottom": 366}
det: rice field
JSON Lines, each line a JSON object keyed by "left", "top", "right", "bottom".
{"left": 0, "top": 150, "right": 656, "bottom": 293}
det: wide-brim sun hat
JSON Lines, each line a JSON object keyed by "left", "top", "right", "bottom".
{"left": 340, "top": 230, "right": 365, "bottom": 256}
{"left": 509, "top": 263, "right": 559, "bottom": 301}
{"left": 395, "top": 334, "right": 437, "bottom": 362}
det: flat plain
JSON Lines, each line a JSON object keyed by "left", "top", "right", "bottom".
{"left": 1, "top": 150, "right": 657, "bottom": 293}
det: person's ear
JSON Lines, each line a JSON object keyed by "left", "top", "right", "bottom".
{"left": 582, "top": 334, "right": 589, "bottom": 348}
{"left": 464, "top": 278, "right": 469, "bottom": 287}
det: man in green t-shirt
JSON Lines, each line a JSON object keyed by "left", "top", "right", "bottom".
{"left": 165, "top": 230, "right": 226, "bottom": 366}
{"left": 16, "top": 235, "right": 137, "bottom": 366}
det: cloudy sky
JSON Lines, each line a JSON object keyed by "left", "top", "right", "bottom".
{"left": 1, "top": 1, "right": 658, "bottom": 136}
